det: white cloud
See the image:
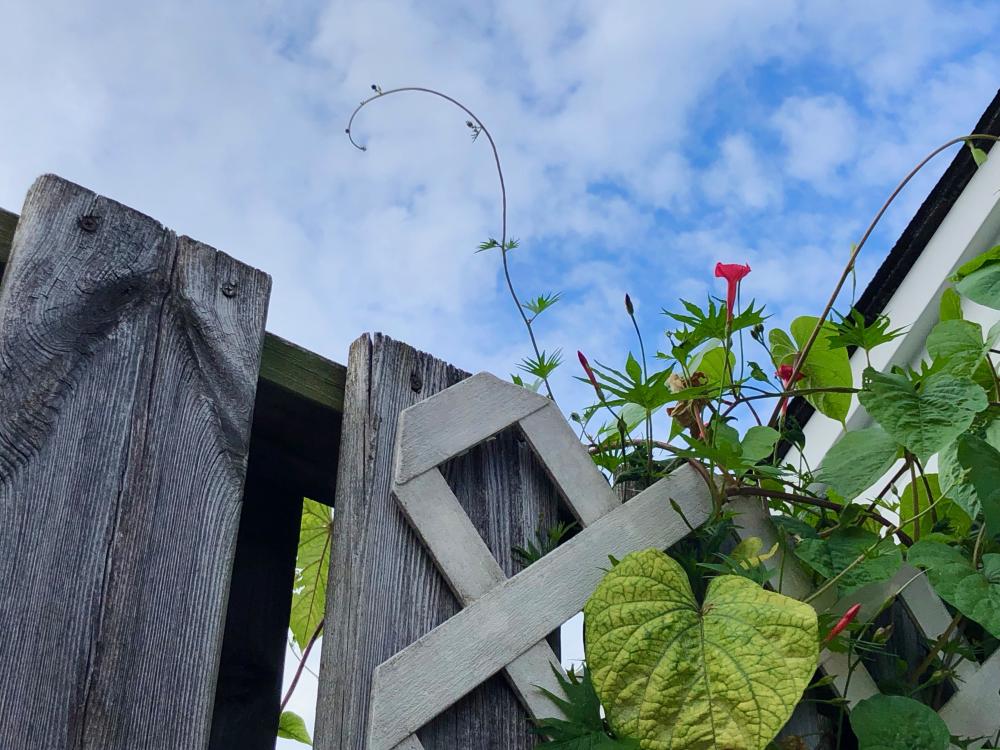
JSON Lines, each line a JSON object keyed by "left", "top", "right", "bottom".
{"left": 703, "top": 134, "right": 782, "bottom": 210}
{"left": 1, "top": 1, "right": 998, "bottom": 742}
{"left": 772, "top": 95, "right": 860, "bottom": 186}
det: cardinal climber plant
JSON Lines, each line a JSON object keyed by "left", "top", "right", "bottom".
{"left": 313, "top": 84, "right": 1000, "bottom": 750}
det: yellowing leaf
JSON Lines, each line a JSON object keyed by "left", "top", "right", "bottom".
{"left": 584, "top": 549, "right": 817, "bottom": 750}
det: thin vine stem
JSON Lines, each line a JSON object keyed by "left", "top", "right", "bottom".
{"left": 346, "top": 86, "right": 556, "bottom": 401}
{"left": 767, "top": 133, "right": 1000, "bottom": 426}
{"left": 280, "top": 619, "right": 324, "bottom": 713}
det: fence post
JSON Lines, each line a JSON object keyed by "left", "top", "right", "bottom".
{"left": 315, "top": 333, "right": 565, "bottom": 750}
{"left": 0, "top": 175, "right": 271, "bottom": 749}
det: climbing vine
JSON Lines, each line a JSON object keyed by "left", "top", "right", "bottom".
{"left": 281, "top": 85, "right": 1000, "bottom": 750}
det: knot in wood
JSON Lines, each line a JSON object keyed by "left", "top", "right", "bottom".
{"left": 77, "top": 214, "right": 101, "bottom": 233}
{"left": 221, "top": 282, "right": 238, "bottom": 298}
{"left": 409, "top": 369, "right": 423, "bottom": 393}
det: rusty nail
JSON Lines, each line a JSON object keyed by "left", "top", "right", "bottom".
{"left": 221, "top": 282, "right": 238, "bottom": 298}
{"left": 77, "top": 214, "right": 101, "bottom": 233}
{"left": 410, "top": 370, "right": 423, "bottom": 393}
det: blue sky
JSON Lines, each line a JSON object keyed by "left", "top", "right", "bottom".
{"left": 2, "top": 0, "right": 999, "bottom": 744}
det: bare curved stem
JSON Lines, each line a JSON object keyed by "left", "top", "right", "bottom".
{"left": 280, "top": 619, "right": 323, "bottom": 713}
{"left": 767, "top": 133, "right": 1000, "bottom": 426}
{"left": 346, "top": 86, "right": 556, "bottom": 401}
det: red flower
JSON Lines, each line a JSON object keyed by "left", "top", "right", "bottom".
{"left": 714, "top": 262, "right": 751, "bottom": 322}
{"left": 578, "top": 351, "right": 604, "bottom": 400}
{"left": 776, "top": 364, "right": 805, "bottom": 387}
{"left": 776, "top": 363, "right": 805, "bottom": 417}
{"left": 824, "top": 603, "right": 862, "bottom": 644}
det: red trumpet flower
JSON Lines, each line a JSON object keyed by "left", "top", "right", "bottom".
{"left": 714, "top": 262, "right": 751, "bottom": 322}
{"left": 824, "top": 603, "right": 862, "bottom": 644}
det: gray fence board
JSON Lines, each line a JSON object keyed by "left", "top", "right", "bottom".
{"left": 315, "top": 333, "right": 564, "bottom": 750}
{"left": 0, "top": 175, "right": 270, "bottom": 749}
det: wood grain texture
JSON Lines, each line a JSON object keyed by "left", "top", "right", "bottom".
{"left": 394, "top": 371, "right": 549, "bottom": 484}
{"left": 369, "top": 466, "right": 712, "bottom": 750}
{"left": 314, "top": 334, "right": 565, "bottom": 750}
{"left": 518, "top": 402, "right": 618, "bottom": 526}
{"left": 0, "top": 175, "right": 270, "bottom": 749}
{"left": 0, "top": 206, "right": 346, "bottom": 415}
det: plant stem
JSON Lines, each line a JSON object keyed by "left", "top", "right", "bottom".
{"left": 766, "top": 133, "right": 1000, "bottom": 427}
{"left": 280, "top": 619, "right": 324, "bottom": 713}
{"left": 346, "top": 86, "right": 557, "bottom": 401}
{"left": 804, "top": 495, "right": 945, "bottom": 604}
{"left": 725, "top": 487, "right": 913, "bottom": 545}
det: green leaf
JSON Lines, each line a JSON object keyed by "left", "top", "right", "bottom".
{"left": 584, "top": 549, "right": 817, "bottom": 750}
{"left": 938, "top": 438, "right": 980, "bottom": 521}
{"left": 951, "top": 245, "right": 1000, "bottom": 282}
{"left": 956, "top": 434, "right": 1000, "bottom": 537}
{"left": 909, "top": 541, "right": 1000, "bottom": 639}
{"left": 789, "top": 316, "right": 853, "bottom": 422}
{"left": 692, "top": 346, "right": 734, "bottom": 387}
{"left": 926, "top": 319, "right": 991, "bottom": 378}
{"left": 535, "top": 666, "right": 640, "bottom": 748}
{"left": 858, "top": 368, "right": 988, "bottom": 462}
{"left": 741, "top": 425, "right": 780, "bottom": 462}
{"left": 850, "top": 694, "right": 949, "bottom": 750}
{"left": 625, "top": 353, "right": 642, "bottom": 384}
{"left": 522, "top": 292, "right": 563, "bottom": 317}
{"left": 277, "top": 711, "right": 312, "bottom": 745}
{"left": 827, "top": 309, "right": 904, "bottom": 354}
{"left": 968, "top": 141, "right": 989, "bottom": 168}
{"left": 768, "top": 329, "right": 797, "bottom": 367}
{"left": 956, "top": 264, "right": 1000, "bottom": 309}
{"left": 748, "top": 361, "right": 771, "bottom": 383}
{"left": 520, "top": 349, "right": 563, "bottom": 380}
{"left": 795, "top": 527, "right": 902, "bottom": 595}
{"left": 290, "top": 498, "right": 332, "bottom": 651}
{"left": 898, "top": 473, "right": 971, "bottom": 539}
{"left": 939, "top": 287, "right": 963, "bottom": 321}
{"left": 818, "top": 426, "right": 900, "bottom": 501}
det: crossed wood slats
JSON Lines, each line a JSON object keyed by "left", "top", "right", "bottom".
{"left": 367, "top": 372, "right": 999, "bottom": 750}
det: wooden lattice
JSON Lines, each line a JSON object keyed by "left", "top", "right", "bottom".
{"left": 368, "top": 372, "right": 999, "bottom": 749}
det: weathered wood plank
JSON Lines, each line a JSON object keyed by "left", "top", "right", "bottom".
{"left": 393, "top": 371, "right": 549, "bottom": 484}
{"left": 314, "top": 333, "right": 566, "bottom": 750}
{"left": 0, "top": 206, "right": 346, "bottom": 416}
{"left": 369, "top": 465, "right": 711, "bottom": 750}
{"left": 0, "top": 175, "right": 270, "bottom": 749}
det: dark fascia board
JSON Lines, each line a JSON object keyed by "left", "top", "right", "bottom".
{"left": 785, "top": 88, "right": 1000, "bottom": 436}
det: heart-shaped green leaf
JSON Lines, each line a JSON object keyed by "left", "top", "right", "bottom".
{"left": 766, "top": 317, "right": 855, "bottom": 423}
{"left": 956, "top": 264, "right": 1000, "bottom": 310}
{"left": 897, "top": 473, "right": 972, "bottom": 539}
{"left": 818, "top": 426, "right": 900, "bottom": 501}
{"left": 794, "top": 527, "right": 902, "bottom": 595}
{"left": 858, "top": 368, "right": 988, "bottom": 462}
{"left": 584, "top": 549, "right": 817, "bottom": 750}
{"left": 850, "top": 695, "right": 949, "bottom": 750}
{"left": 908, "top": 541, "right": 1000, "bottom": 639}
{"left": 277, "top": 710, "right": 312, "bottom": 745}
{"left": 956, "top": 434, "right": 1000, "bottom": 538}
{"left": 926, "top": 319, "right": 990, "bottom": 378}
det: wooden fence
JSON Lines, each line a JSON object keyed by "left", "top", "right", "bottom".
{"left": 0, "top": 175, "right": 997, "bottom": 750}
